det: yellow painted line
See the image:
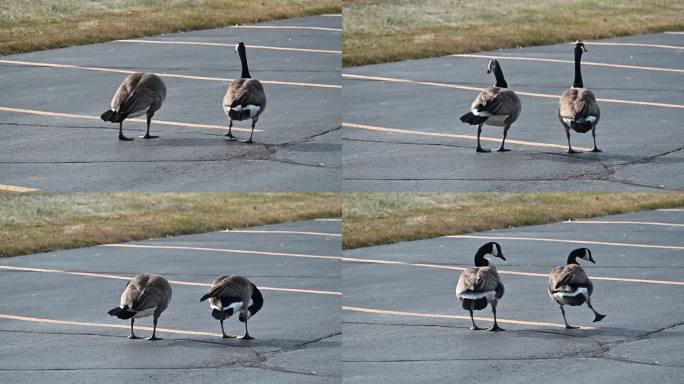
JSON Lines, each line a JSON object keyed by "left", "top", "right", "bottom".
{"left": 222, "top": 229, "right": 341, "bottom": 237}
{"left": 343, "top": 122, "right": 593, "bottom": 152}
{"left": 453, "top": 53, "right": 684, "bottom": 73}
{"left": 584, "top": 41, "right": 684, "bottom": 50}
{"left": 116, "top": 39, "right": 341, "bottom": 54}
{"left": 0, "top": 265, "right": 341, "bottom": 296}
{"left": 447, "top": 235, "right": 684, "bottom": 251}
{"left": 342, "top": 306, "right": 595, "bottom": 329}
{"left": 101, "top": 243, "right": 341, "bottom": 261}
{"left": 0, "top": 59, "right": 341, "bottom": 89}
{"left": 0, "top": 106, "right": 261, "bottom": 133}
{"left": 0, "top": 313, "right": 222, "bottom": 337}
{"left": 231, "top": 25, "right": 341, "bottom": 32}
{"left": 565, "top": 220, "right": 684, "bottom": 228}
{"left": 342, "top": 255, "right": 684, "bottom": 286}
{"left": 0, "top": 184, "right": 39, "bottom": 192}
{"left": 342, "top": 73, "right": 684, "bottom": 109}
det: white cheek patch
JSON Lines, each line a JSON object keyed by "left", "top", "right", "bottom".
{"left": 584, "top": 249, "right": 591, "bottom": 260}
{"left": 491, "top": 246, "right": 498, "bottom": 257}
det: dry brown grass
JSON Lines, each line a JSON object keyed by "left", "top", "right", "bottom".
{"left": 343, "top": 0, "right": 684, "bottom": 66}
{"left": 0, "top": 193, "right": 340, "bottom": 258}
{"left": 342, "top": 193, "right": 684, "bottom": 249}
{"left": 0, "top": 0, "right": 340, "bottom": 56}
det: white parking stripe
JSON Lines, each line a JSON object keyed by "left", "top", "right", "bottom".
{"left": 222, "top": 229, "right": 341, "bottom": 237}
{"left": 446, "top": 235, "right": 684, "bottom": 250}
{"left": 116, "top": 39, "right": 340, "bottom": 54}
{"left": 565, "top": 220, "right": 684, "bottom": 228}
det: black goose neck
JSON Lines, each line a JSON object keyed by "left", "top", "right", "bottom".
{"left": 239, "top": 48, "right": 251, "bottom": 79}
{"left": 573, "top": 48, "right": 584, "bottom": 88}
{"left": 566, "top": 253, "right": 580, "bottom": 265}
{"left": 474, "top": 248, "right": 490, "bottom": 267}
{"left": 493, "top": 64, "right": 508, "bottom": 88}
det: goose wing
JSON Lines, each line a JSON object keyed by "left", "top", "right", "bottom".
{"left": 224, "top": 79, "right": 266, "bottom": 109}
{"left": 470, "top": 87, "right": 519, "bottom": 116}
{"left": 559, "top": 88, "right": 600, "bottom": 122}
{"left": 457, "top": 267, "right": 501, "bottom": 296}
{"left": 551, "top": 265, "right": 591, "bottom": 293}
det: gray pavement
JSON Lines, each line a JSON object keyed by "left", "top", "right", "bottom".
{"left": 343, "top": 208, "right": 684, "bottom": 383}
{"left": 0, "top": 15, "right": 341, "bottom": 191}
{"left": 343, "top": 33, "right": 684, "bottom": 191}
{"left": 0, "top": 218, "right": 341, "bottom": 383}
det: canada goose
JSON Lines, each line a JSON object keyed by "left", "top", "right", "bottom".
{"left": 460, "top": 59, "right": 521, "bottom": 152}
{"left": 548, "top": 248, "right": 606, "bottom": 329}
{"left": 456, "top": 242, "right": 506, "bottom": 331}
{"left": 200, "top": 275, "right": 264, "bottom": 340}
{"left": 100, "top": 72, "right": 167, "bottom": 141}
{"left": 107, "top": 274, "right": 172, "bottom": 340}
{"left": 223, "top": 42, "right": 267, "bottom": 143}
{"left": 559, "top": 42, "right": 601, "bottom": 153}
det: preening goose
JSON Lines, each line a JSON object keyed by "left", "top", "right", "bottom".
{"left": 456, "top": 242, "right": 506, "bottom": 331}
{"left": 548, "top": 248, "right": 606, "bottom": 329}
{"left": 101, "top": 72, "right": 166, "bottom": 141}
{"left": 107, "top": 274, "right": 172, "bottom": 340}
{"left": 460, "top": 59, "right": 521, "bottom": 152}
{"left": 200, "top": 275, "right": 264, "bottom": 340}
{"left": 559, "top": 42, "right": 601, "bottom": 153}
{"left": 223, "top": 42, "right": 267, "bottom": 143}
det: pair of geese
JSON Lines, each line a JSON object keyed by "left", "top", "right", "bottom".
{"left": 100, "top": 42, "right": 266, "bottom": 143}
{"left": 460, "top": 42, "right": 601, "bottom": 154}
{"left": 456, "top": 242, "right": 606, "bottom": 330}
{"left": 108, "top": 274, "right": 263, "bottom": 340}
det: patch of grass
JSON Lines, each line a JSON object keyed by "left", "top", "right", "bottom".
{"left": 0, "top": 0, "right": 340, "bottom": 56}
{"left": 342, "top": 193, "right": 684, "bottom": 249}
{"left": 342, "top": 0, "right": 684, "bottom": 66}
{"left": 0, "top": 193, "right": 340, "bottom": 258}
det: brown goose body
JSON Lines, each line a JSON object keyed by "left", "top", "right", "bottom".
{"left": 455, "top": 242, "right": 506, "bottom": 331}
{"left": 223, "top": 42, "right": 267, "bottom": 143}
{"left": 107, "top": 273, "right": 172, "bottom": 340}
{"left": 558, "top": 42, "right": 601, "bottom": 153}
{"left": 101, "top": 72, "right": 166, "bottom": 140}
{"left": 200, "top": 275, "right": 264, "bottom": 339}
{"left": 460, "top": 59, "right": 521, "bottom": 152}
{"left": 548, "top": 248, "right": 605, "bottom": 329}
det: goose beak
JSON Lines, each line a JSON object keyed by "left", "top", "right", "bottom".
{"left": 499, "top": 254, "right": 506, "bottom": 261}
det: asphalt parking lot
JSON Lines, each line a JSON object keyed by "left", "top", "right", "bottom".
{"left": 0, "top": 15, "right": 341, "bottom": 192}
{"left": 0, "top": 218, "right": 341, "bottom": 383}
{"left": 343, "top": 208, "right": 684, "bottom": 383}
{"left": 343, "top": 33, "right": 684, "bottom": 192}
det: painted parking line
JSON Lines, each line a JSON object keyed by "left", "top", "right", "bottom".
{"left": 342, "top": 73, "right": 684, "bottom": 109}
{"left": 0, "top": 265, "right": 341, "bottom": 296}
{"left": 452, "top": 53, "right": 684, "bottom": 73}
{"left": 0, "top": 184, "right": 39, "bottom": 192}
{"left": 230, "top": 25, "right": 341, "bottom": 32}
{"left": 446, "top": 234, "right": 684, "bottom": 250}
{"left": 222, "top": 229, "right": 341, "bottom": 237}
{"left": 116, "top": 39, "right": 341, "bottom": 54}
{"left": 0, "top": 59, "right": 341, "bottom": 89}
{"left": 0, "top": 106, "right": 261, "bottom": 133}
{"left": 315, "top": 218, "right": 341, "bottom": 222}
{"left": 342, "top": 306, "right": 595, "bottom": 330}
{"left": 343, "top": 122, "right": 593, "bottom": 152}
{"left": 583, "top": 41, "right": 684, "bottom": 50}
{"left": 665, "top": 31, "right": 684, "bottom": 35}
{"left": 0, "top": 313, "right": 222, "bottom": 337}
{"left": 658, "top": 208, "right": 684, "bottom": 212}
{"left": 101, "top": 243, "right": 341, "bottom": 261}
{"left": 342, "top": 255, "right": 684, "bottom": 286}
{"left": 565, "top": 220, "right": 684, "bottom": 228}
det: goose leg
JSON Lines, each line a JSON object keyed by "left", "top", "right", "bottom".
{"left": 148, "top": 317, "right": 161, "bottom": 341}
{"left": 226, "top": 120, "right": 236, "bottom": 140}
{"left": 118, "top": 122, "right": 133, "bottom": 141}
{"left": 586, "top": 297, "right": 606, "bottom": 322}
{"left": 560, "top": 305, "right": 578, "bottom": 329}
{"left": 468, "top": 307, "right": 484, "bottom": 331}
{"left": 488, "top": 302, "right": 505, "bottom": 331}
{"left": 220, "top": 309, "right": 236, "bottom": 338}
{"left": 476, "top": 124, "right": 490, "bottom": 153}
{"left": 140, "top": 113, "right": 159, "bottom": 139}
{"left": 497, "top": 124, "right": 511, "bottom": 152}
{"left": 128, "top": 318, "right": 141, "bottom": 339}
{"left": 244, "top": 121, "right": 255, "bottom": 144}
{"left": 239, "top": 318, "right": 254, "bottom": 340}
{"left": 566, "top": 128, "right": 579, "bottom": 154}
{"left": 590, "top": 125, "right": 601, "bottom": 152}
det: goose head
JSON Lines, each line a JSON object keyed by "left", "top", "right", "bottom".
{"left": 574, "top": 41, "right": 587, "bottom": 56}
{"left": 486, "top": 59, "right": 499, "bottom": 74}
{"left": 235, "top": 41, "right": 246, "bottom": 55}
{"left": 568, "top": 247, "right": 595, "bottom": 264}
{"left": 474, "top": 242, "right": 506, "bottom": 266}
